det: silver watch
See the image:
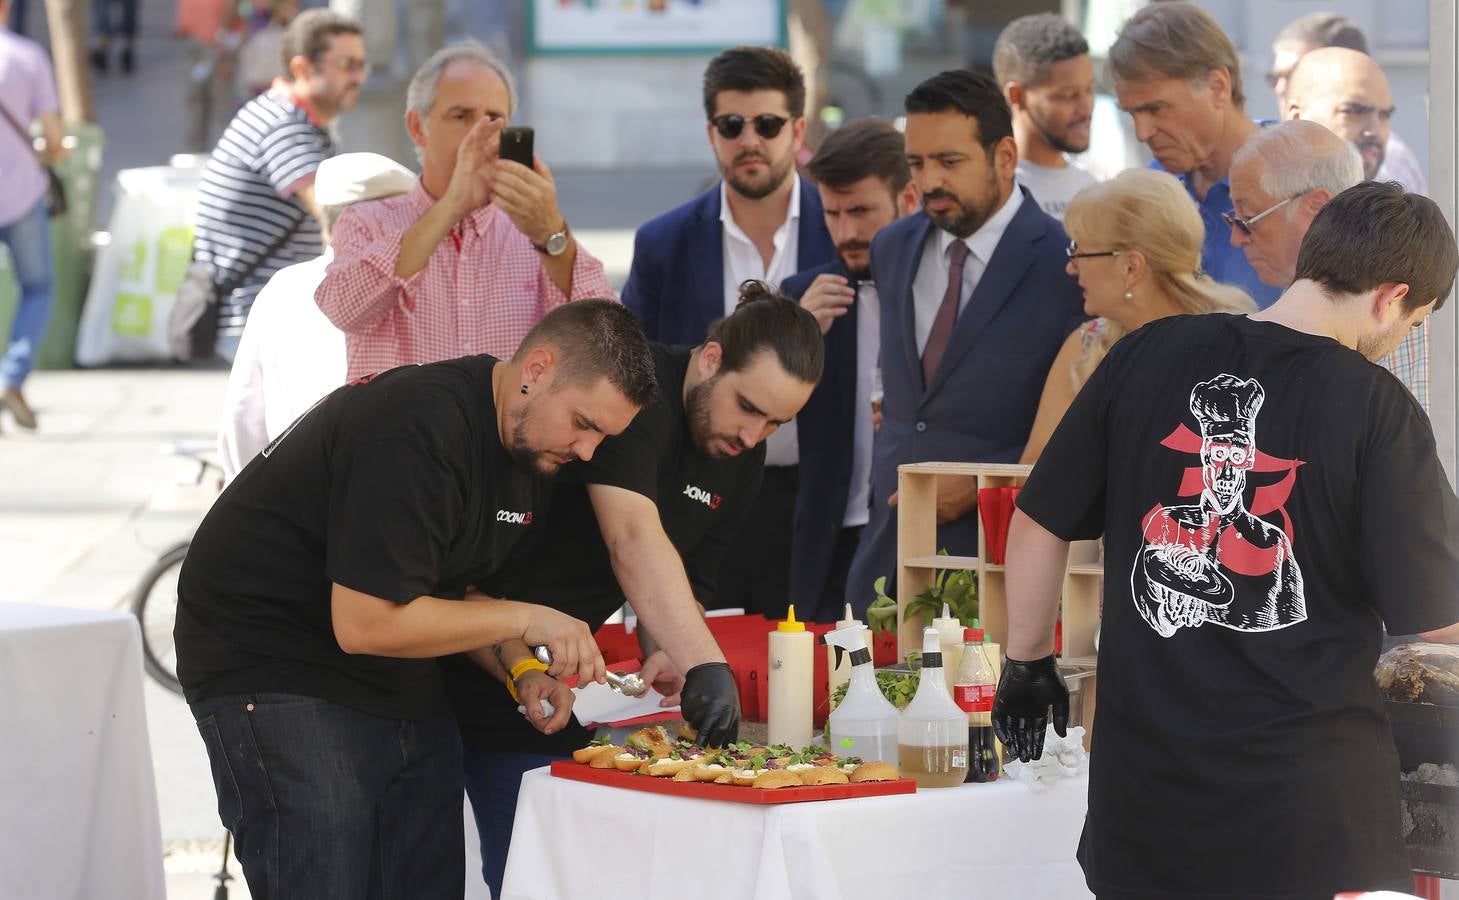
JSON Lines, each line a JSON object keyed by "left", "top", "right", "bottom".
{"left": 536, "top": 225, "right": 570, "bottom": 257}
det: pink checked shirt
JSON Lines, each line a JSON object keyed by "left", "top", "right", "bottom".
{"left": 316, "top": 181, "right": 613, "bottom": 381}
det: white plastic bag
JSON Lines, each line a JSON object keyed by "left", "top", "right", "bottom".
{"left": 76, "top": 165, "right": 203, "bottom": 365}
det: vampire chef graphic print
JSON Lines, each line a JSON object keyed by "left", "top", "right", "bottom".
{"left": 1132, "top": 374, "right": 1306, "bottom": 637}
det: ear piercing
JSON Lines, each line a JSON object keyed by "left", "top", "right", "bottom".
{"left": 520, "top": 384, "right": 529, "bottom": 395}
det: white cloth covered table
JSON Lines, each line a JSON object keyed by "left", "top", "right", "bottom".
{"left": 0, "top": 604, "right": 165, "bottom": 899}
{"left": 502, "top": 767, "right": 1092, "bottom": 900}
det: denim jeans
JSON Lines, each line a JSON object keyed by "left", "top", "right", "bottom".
{"left": 463, "top": 749, "right": 566, "bottom": 898}
{"left": 190, "top": 693, "right": 465, "bottom": 900}
{"left": 0, "top": 196, "right": 53, "bottom": 390}
{"left": 92, "top": 0, "right": 138, "bottom": 39}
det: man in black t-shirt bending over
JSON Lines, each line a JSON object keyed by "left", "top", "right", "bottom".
{"left": 994, "top": 181, "right": 1459, "bottom": 900}
{"left": 446, "top": 281, "right": 823, "bottom": 897}
{"left": 175, "top": 300, "right": 657, "bottom": 899}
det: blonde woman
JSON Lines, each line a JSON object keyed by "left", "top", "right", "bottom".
{"left": 1020, "top": 168, "right": 1255, "bottom": 463}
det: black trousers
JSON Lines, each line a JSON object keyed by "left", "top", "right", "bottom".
{"left": 810, "top": 524, "right": 863, "bottom": 623}
{"left": 713, "top": 464, "right": 798, "bottom": 617}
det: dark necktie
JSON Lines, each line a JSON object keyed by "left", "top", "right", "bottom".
{"left": 922, "top": 240, "right": 970, "bottom": 384}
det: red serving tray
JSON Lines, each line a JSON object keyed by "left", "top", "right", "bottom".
{"left": 549, "top": 760, "right": 916, "bottom": 805}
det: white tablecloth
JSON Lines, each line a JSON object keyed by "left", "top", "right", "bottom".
{"left": 0, "top": 604, "right": 165, "bottom": 900}
{"left": 502, "top": 767, "right": 1093, "bottom": 900}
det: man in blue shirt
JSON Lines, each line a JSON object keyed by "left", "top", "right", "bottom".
{"left": 1108, "top": 2, "right": 1279, "bottom": 308}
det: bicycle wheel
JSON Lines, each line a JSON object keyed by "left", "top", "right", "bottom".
{"left": 131, "top": 542, "right": 190, "bottom": 696}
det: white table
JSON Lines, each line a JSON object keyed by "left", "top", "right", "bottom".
{"left": 502, "top": 767, "right": 1093, "bottom": 900}
{"left": 0, "top": 604, "right": 165, "bottom": 900}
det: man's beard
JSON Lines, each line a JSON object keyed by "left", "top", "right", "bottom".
{"left": 836, "top": 240, "right": 872, "bottom": 280}
{"left": 1355, "top": 136, "right": 1386, "bottom": 181}
{"left": 1357, "top": 318, "right": 1409, "bottom": 362}
{"left": 1027, "top": 102, "right": 1090, "bottom": 155}
{"left": 723, "top": 148, "right": 795, "bottom": 201}
{"left": 922, "top": 180, "right": 999, "bottom": 240}
{"left": 505, "top": 402, "right": 573, "bottom": 477}
{"left": 686, "top": 376, "right": 745, "bottom": 459}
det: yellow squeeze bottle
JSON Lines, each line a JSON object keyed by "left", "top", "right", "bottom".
{"left": 768, "top": 604, "right": 814, "bottom": 748}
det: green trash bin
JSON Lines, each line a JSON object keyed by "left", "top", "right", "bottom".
{"left": 0, "top": 121, "right": 105, "bottom": 371}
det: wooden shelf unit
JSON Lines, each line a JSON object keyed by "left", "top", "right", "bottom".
{"left": 894, "top": 461, "right": 1104, "bottom": 664}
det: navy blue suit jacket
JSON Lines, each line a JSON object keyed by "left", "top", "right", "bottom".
{"left": 844, "top": 187, "right": 1085, "bottom": 609}
{"left": 781, "top": 258, "right": 861, "bottom": 612}
{"left": 621, "top": 175, "right": 836, "bottom": 343}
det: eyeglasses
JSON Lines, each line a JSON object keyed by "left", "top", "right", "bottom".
{"left": 710, "top": 114, "right": 790, "bottom": 140}
{"left": 1066, "top": 241, "right": 1121, "bottom": 261}
{"left": 320, "top": 56, "right": 371, "bottom": 74}
{"left": 1222, "top": 191, "right": 1308, "bottom": 236}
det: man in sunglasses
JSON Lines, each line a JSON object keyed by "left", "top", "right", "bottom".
{"left": 1108, "top": 2, "right": 1280, "bottom": 309}
{"left": 621, "top": 45, "right": 835, "bottom": 616}
{"left": 1226, "top": 120, "right": 1361, "bottom": 292}
{"left": 1228, "top": 120, "right": 1428, "bottom": 410}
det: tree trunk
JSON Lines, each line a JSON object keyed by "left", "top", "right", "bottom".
{"left": 42, "top": 0, "right": 94, "bottom": 123}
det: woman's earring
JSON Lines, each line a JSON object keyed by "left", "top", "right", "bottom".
{"left": 1124, "top": 291, "right": 1134, "bottom": 301}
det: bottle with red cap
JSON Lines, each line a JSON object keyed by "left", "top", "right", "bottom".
{"left": 952, "top": 621, "right": 1000, "bottom": 783}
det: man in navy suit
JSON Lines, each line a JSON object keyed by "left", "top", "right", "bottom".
{"left": 844, "top": 70, "right": 1085, "bottom": 610}
{"left": 782, "top": 118, "right": 919, "bottom": 622}
{"left": 622, "top": 46, "right": 835, "bottom": 616}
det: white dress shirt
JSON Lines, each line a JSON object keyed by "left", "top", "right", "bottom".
{"left": 218, "top": 251, "right": 347, "bottom": 482}
{"left": 844, "top": 281, "right": 880, "bottom": 528}
{"left": 912, "top": 186, "right": 1024, "bottom": 355}
{"left": 720, "top": 176, "right": 802, "bottom": 466}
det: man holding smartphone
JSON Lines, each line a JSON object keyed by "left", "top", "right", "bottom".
{"left": 316, "top": 41, "right": 612, "bottom": 380}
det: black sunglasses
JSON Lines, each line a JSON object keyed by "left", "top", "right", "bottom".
{"left": 1222, "top": 191, "right": 1308, "bottom": 237}
{"left": 1066, "top": 240, "right": 1121, "bottom": 261}
{"left": 710, "top": 114, "right": 790, "bottom": 140}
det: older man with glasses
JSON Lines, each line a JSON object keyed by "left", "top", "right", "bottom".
{"left": 316, "top": 41, "right": 611, "bottom": 382}
{"left": 1227, "top": 119, "right": 1430, "bottom": 409}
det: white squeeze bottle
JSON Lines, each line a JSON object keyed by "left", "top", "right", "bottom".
{"left": 827, "top": 603, "right": 875, "bottom": 696}
{"left": 898, "top": 627, "right": 969, "bottom": 788}
{"left": 824, "top": 623, "right": 898, "bottom": 762}
{"left": 932, "top": 601, "right": 964, "bottom": 692}
{"left": 768, "top": 604, "right": 814, "bottom": 748}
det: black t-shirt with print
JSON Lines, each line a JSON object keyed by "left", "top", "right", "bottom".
{"left": 446, "top": 343, "right": 765, "bottom": 754}
{"left": 1018, "top": 314, "right": 1459, "bottom": 900}
{"left": 175, "top": 355, "right": 547, "bottom": 720}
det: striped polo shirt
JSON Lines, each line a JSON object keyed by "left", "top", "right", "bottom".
{"left": 193, "top": 89, "right": 332, "bottom": 335}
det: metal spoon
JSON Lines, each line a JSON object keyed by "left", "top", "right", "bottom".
{"left": 531, "top": 645, "right": 648, "bottom": 697}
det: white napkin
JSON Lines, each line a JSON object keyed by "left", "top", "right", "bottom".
{"left": 518, "top": 680, "right": 679, "bottom": 728}
{"left": 1003, "top": 725, "right": 1089, "bottom": 792}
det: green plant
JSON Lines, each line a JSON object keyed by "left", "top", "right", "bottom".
{"left": 903, "top": 549, "right": 978, "bottom": 629}
{"left": 865, "top": 576, "right": 897, "bottom": 638}
{"left": 829, "top": 669, "right": 920, "bottom": 711}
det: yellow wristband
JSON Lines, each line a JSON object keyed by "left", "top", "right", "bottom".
{"left": 506, "top": 658, "right": 549, "bottom": 703}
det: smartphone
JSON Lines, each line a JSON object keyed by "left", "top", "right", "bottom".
{"left": 499, "top": 126, "right": 534, "bottom": 168}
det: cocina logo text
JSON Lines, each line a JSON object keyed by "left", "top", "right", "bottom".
{"left": 682, "top": 485, "right": 722, "bottom": 510}
{"left": 496, "top": 510, "right": 533, "bottom": 525}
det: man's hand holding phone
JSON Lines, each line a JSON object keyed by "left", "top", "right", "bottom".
{"left": 494, "top": 152, "right": 565, "bottom": 248}
{"left": 442, "top": 116, "right": 504, "bottom": 222}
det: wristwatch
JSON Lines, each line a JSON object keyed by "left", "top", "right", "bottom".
{"left": 534, "top": 223, "right": 570, "bottom": 257}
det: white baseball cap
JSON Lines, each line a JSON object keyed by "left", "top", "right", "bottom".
{"left": 314, "top": 152, "right": 417, "bottom": 207}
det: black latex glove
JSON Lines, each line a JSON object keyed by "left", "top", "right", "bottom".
{"left": 991, "top": 654, "right": 1070, "bottom": 762}
{"left": 679, "top": 662, "right": 740, "bottom": 748}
